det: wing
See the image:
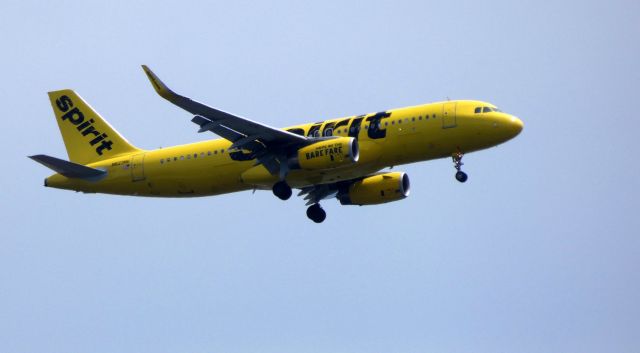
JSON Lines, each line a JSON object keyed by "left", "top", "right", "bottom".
{"left": 297, "top": 184, "right": 340, "bottom": 206}
{"left": 142, "top": 65, "right": 310, "bottom": 175}
{"left": 297, "top": 170, "right": 395, "bottom": 205}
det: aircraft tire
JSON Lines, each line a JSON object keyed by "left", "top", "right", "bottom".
{"left": 306, "top": 204, "right": 326, "bottom": 223}
{"left": 273, "top": 181, "right": 292, "bottom": 200}
{"left": 455, "top": 171, "right": 468, "bottom": 183}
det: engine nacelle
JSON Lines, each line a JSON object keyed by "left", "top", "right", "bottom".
{"left": 293, "top": 137, "right": 359, "bottom": 171}
{"left": 338, "top": 172, "right": 410, "bottom": 205}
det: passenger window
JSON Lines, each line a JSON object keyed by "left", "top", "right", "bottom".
{"left": 419, "top": 116, "right": 422, "bottom": 120}
{"left": 187, "top": 155, "right": 191, "bottom": 159}
{"left": 221, "top": 149, "right": 225, "bottom": 154}
{"left": 180, "top": 156, "right": 184, "bottom": 160}
{"left": 194, "top": 153, "right": 198, "bottom": 158}
{"left": 432, "top": 114, "right": 436, "bottom": 118}
{"left": 474, "top": 107, "right": 481, "bottom": 114}
{"left": 483, "top": 107, "right": 492, "bottom": 113}
{"left": 207, "top": 151, "right": 211, "bottom": 156}
{"left": 323, "top": 128, "right": 333, "bottom": 136}
{"left": 200, "top": 152, "right": 204, "bottom": 158}
{"left": 160, "top": 159, "right": 164, "bottom": 164}
{"left": 214, "top": 150, "right": 218, "bottom": 154}
{"left": 411, "top": 117, "right": 415, "bottom": 122}
{"left": 174, "top": 157, "right": 177, "bottom": 161}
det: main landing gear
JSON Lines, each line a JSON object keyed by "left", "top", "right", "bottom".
{"left": 306, "top": 203, "right": 326, "bottom": 223}
{"left": 272, "top": 180, "right": 292, "bottom": 200}
{"left": 272, "top": 180, "right": 326, "bottom": 223}
{"left": 452, "top": 151, "right": 468, "bottom": 183}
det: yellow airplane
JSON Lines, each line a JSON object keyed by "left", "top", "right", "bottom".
{"left": 30, "top": 66, "right": 523, "bottom": 223}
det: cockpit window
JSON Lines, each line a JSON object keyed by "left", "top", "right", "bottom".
{"left": 475, "top": 106, "right": 503, "bottom": 114}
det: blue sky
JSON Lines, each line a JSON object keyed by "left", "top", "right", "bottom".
{"left": 1, "top": 1, "right": 639, "bottom": 352}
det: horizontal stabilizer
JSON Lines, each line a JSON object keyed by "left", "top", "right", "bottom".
{"left": 29, "top": 154, "right": 106, "bottom": 179}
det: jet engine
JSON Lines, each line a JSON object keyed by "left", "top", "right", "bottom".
{"left": 338, "top": 172, "right": 410, "bottom": 205}
{"left": 292, "top": 137, "right": 359, "bottom": 171}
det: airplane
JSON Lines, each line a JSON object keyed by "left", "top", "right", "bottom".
{"left": 30, "top": 66, "right": 523, "bottom": 223}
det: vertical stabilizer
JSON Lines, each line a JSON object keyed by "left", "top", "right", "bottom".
{"left": 48, "top": 90, "right": 141, "bottom": 165}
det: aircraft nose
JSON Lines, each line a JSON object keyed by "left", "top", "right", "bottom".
{"left": 508, "top": 115, "right": 524, "bottom": 137}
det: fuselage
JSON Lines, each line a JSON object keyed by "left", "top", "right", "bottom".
{"left": 45, "top": 99, "right": 523, "bottom": 196}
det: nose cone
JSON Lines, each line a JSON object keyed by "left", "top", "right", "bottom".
{"left": 507, "top": 115, "right": 524, "bottom": 138}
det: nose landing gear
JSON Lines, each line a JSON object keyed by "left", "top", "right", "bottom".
{"left": 306, "top": 203, "right": 326, "bottom": 223}
{"left": 452, "top": 151, "right": 468, "bottom": 183}
{"left": 456, "top": 171, "right": 468, "bottom": 183}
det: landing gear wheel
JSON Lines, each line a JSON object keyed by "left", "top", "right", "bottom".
{"left": 306, "top": 204, "right": 327, "bottom": 223}
{"left": 272, "top": 181, "right": 292, "bottom": 200}
{"left": 452, "top": 151, "right": 468, "bottom": 183}
{"left": 455, "top": 171, "right": 468, "bottom": 183}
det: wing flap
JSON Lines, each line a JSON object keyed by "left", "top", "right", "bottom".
{"left": 191, "top": 115, "right": 244, "bottom": 141}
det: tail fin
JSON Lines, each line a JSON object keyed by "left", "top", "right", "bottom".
{"left": 48, "top": 90, "right": 141, "bottom": 165}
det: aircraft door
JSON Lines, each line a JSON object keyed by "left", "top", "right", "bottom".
{"left": 131, "top": 153, "right": 146, "bottom": 182}
{"left": 442, "top": 102, "right": 457, "bottom": 128}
